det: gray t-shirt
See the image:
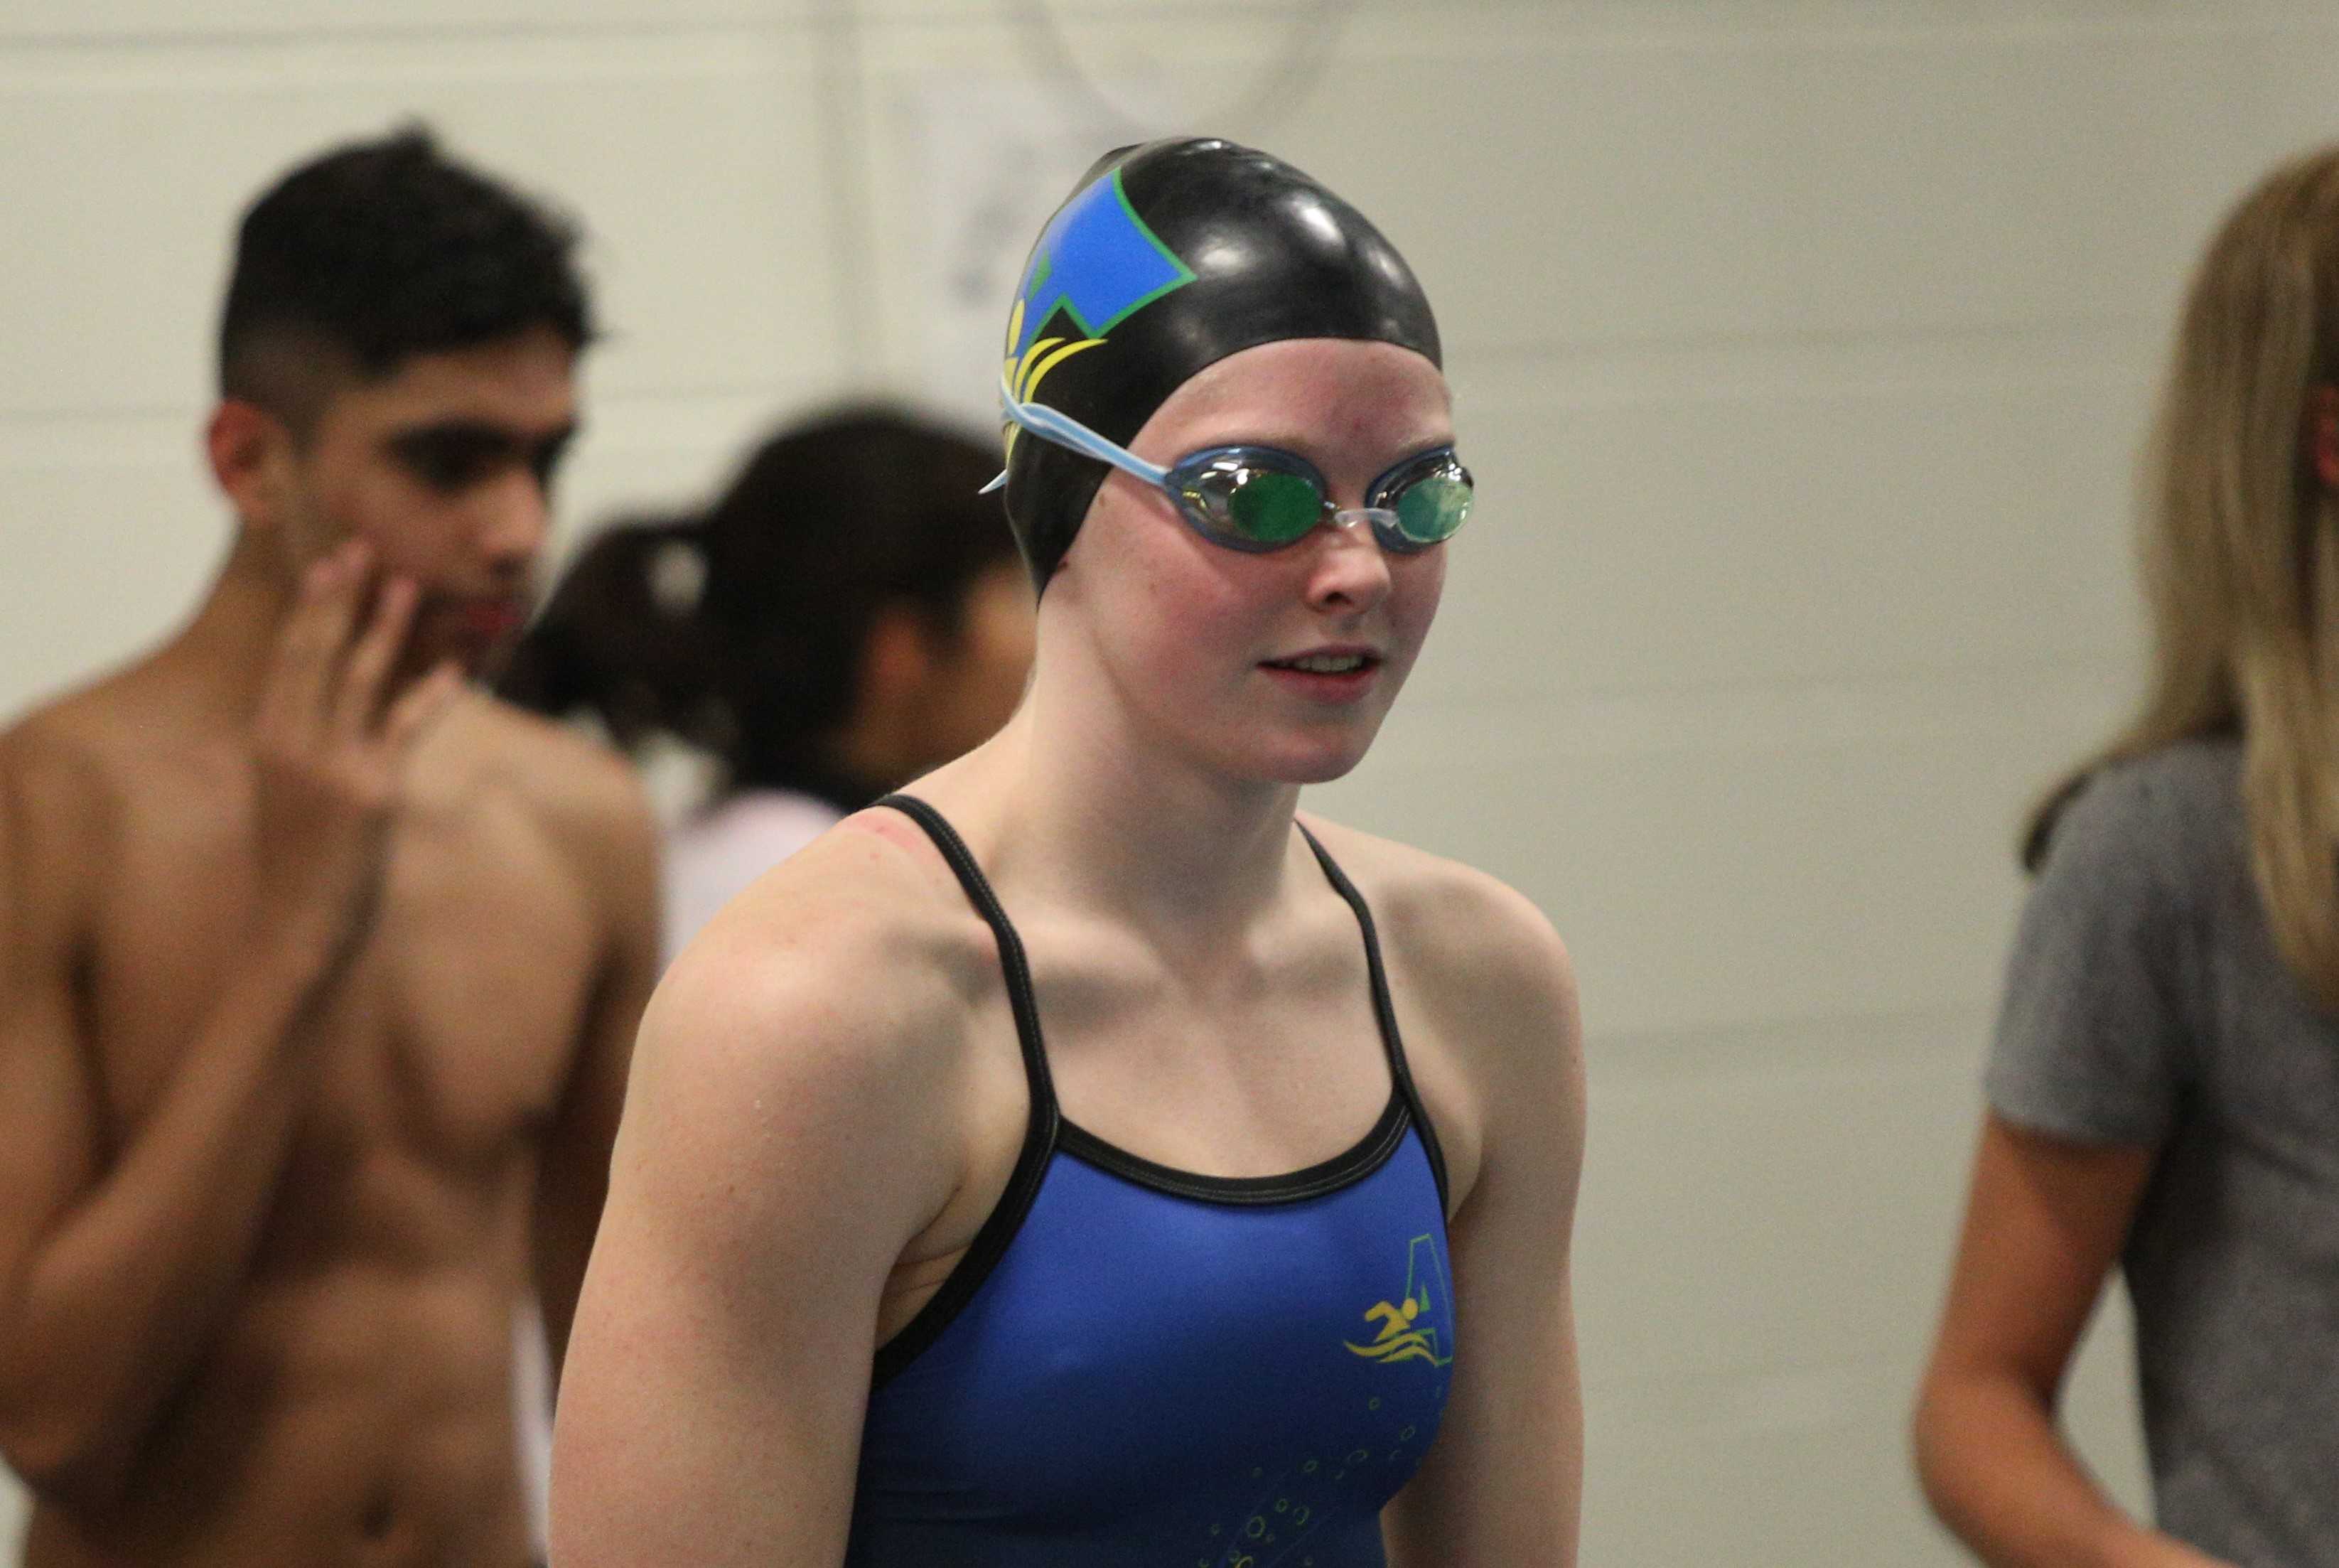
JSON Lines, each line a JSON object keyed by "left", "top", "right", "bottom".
{"left": 1988, "top": 739, "right": 2339, "bottom": 1567}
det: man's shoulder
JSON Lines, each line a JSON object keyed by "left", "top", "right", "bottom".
{"left": 0, "top": 684, "right": 143, "bottom": 842}
{"left": 4, "top": 648, "right": 246, "bottom": 811}
{"left": 457, "top": 696, "right": 654, "bottom": 845}
{"left": 0, "top": 685, "right": 179, "bottom": 954}
{"left": 436, "top": 700, "right": 661, "bottom": 958}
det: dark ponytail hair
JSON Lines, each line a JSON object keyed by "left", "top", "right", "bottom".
{"left": 500, "top": 406, "right": 1018, "bottom": 804}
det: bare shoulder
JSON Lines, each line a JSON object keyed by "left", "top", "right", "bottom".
{"left": 1, "top": 694, "right": 158, "bottom": 1015}
{"left": 623, "top": 809, "right": 989, "bottom": 1224}
{"left": 1298, "top": 815, "right": 1579, "bottom": 1217}
{"left": 1297, "top": 812, "right": 1578, "bottom": 1049}
{"left": 456, "top": 699, "right": 658, "bottom": 939}
{"left": 466, "top": 696, "right": 652, "bottom": 839}
{"left": 0, "top": 692, "right": 129, "bottom": 881}
{"left": 4, "top": 643, "right": 198, "bottom": 770}
{"left": 608, "top": 810, "right": 982, "bottom": 1292}
{"left": 1, "top": 699, "right": 101, "bottom": 799}
{"left": 4, "top": 665, "right": 153, "bottom": 786}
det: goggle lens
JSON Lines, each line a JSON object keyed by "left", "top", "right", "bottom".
{"left": 1166, "top": 446, "right": 1473, "bottom": 554}
{"left": 1392, "top": 471, "right": 1473, "bottom": 547}
{"left": 1226, "top": 468, "right": 1324, "bottom": 546}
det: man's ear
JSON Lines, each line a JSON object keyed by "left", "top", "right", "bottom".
{"left": 206, "top": 398, "right": 296, "bottom": 531}
{"left": 2307, "top": 385, "right": 2339, "bottom": 493}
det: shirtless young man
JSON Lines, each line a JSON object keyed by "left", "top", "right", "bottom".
{"left": 0, "top": 128, "right": 659, "bottom": 1567}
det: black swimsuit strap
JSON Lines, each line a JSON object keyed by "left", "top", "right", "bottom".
{"left": 876, "top": 794, "right": 1059, "bottom": 1115}
{"left": 868, "top": 794, "right": 1062, "bottom": 1386}
{"left": 1294, "top": 823, "right": 1453, "bottom": 1218}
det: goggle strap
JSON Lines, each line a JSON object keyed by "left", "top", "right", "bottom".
{"left": 996, "top": 375, "right": 1170, "bottom": 489}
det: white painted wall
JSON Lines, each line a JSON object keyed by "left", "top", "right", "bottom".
{"left": 7, "top": 1, "right": 2335, "bottom": 1562}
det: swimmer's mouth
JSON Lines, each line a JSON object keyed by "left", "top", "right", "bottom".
{"left": 1261, "top": 648, "right": 1381, "bottom": 675}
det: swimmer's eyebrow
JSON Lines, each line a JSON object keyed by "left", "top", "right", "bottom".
{"left": 385, "top": 418, "right": 580, "bottom": 490}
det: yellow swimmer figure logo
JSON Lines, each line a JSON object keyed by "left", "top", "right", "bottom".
{"left": 1343, "top": 1234, "right": 1453, "bottom": 1368}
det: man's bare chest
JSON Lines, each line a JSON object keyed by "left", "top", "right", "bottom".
{"left": 80, "top": 773, "right": 602, "bottom": 1178}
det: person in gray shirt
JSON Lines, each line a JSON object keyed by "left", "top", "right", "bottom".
{"left": 1913, "top": 143, "right": 2339, "bottom": 1568}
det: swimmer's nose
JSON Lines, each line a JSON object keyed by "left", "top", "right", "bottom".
{"left": 1307, "top": 510, "right": 1394, "bottom": 615}
{"left": 1328, "top": 506, "right": 1399, "bottom": 537}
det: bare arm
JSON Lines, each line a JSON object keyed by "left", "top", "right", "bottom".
{"left": 0, "top": 552, "right": 457, "bottom": 1507}
{"left": 531, "top": 763, "right": 661, "bottom": 1378}
{"left": 1384, "top": 884, "right": 1585, "bottom": 1568}
{"left": 1913, "top": 1115, "right": 2230, "bottom": 1568}
{"left": 549, "top": 847, "right": 962, "bottom": 1567}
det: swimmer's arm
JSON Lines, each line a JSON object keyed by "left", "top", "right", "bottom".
{"left": 532, "top": 770, "right": 661, "bottom": 1380}
{"left": 1382, "top": 884, "right": 1584, "bottom": 1568}
{"left": 1913, "top": 1117, "right": 2229, "bottom": 1568}
{"left": 551, "top": 901, "right": 958, "bottom": 1567}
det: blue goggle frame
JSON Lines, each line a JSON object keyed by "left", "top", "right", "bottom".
{"left": 984, "top": 375, "right": 1473, "bottom": 555}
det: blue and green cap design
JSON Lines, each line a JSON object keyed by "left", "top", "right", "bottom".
{"left": 997, "top": 137, "right": 1442, "bottom": 594}
{"left": 1006, "top": 168, "right": 1195, "bottom": 367}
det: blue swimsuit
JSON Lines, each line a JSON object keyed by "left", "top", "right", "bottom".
{"left": 846, "top": 798, "right": 1456, "bottom": 1568}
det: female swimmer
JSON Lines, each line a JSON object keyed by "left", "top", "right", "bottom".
{"left": 553, "top": 137, "right": 1585, "bottom": 1568}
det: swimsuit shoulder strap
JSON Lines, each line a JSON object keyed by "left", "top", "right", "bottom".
{"left": 875, "top": 793, "right": 1058, "bottom": 1115}
{"left": 866, "top": 794, "right": 1063, "bottom": 1387}
{"left": 1295, "top": 822, "right": 1453, "bottom": 1216}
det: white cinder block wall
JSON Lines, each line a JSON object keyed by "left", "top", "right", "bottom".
{"left": 6, "top": 2, "right": 2335, "bottom": 1562}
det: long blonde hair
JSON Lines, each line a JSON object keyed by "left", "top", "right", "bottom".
{"left": 2028, "top": 144, "right": 2339, "bottom": 1011}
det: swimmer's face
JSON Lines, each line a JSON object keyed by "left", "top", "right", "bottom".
{"left": 268, "top": 326, "right": 578, "bottom": 680}
{"left": 1055, "top": 338, "right": 1451, "bottom": 785}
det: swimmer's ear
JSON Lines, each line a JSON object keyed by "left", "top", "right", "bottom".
{"left": 206, "top": 397, "right": 298, "bottom": 532}
{"left": 2307, "top": 385, "right": 2339, "bottom": 493}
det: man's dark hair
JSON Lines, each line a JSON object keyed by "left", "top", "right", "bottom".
{"left": 219, "top": 124, "right": 593, "bottom": 434}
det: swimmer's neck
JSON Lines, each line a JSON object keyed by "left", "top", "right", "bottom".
{"left": 945, "top": 700, "right": 1306, "bottom": 943}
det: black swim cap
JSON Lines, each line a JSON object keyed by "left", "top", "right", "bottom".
{"left": 998, "top": 137, "right": 1442, "bottom": 593}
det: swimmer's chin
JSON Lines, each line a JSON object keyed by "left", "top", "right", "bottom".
{"left": 1283, "top": 753, "right": 1374, "bottom": 787}
{"left": 1246, "top": 728, "right": 1389, "bottom": 787}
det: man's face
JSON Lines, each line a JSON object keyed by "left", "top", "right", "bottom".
{"left": 280, "top": 325, "right": 579, "bottom": 680}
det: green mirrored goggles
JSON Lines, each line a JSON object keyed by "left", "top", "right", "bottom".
{"left": 1166, "top": 444, "right": 1473, "bottom": 554}
{"left": 986, "top": 377, "right": 1474, "bottom": 554}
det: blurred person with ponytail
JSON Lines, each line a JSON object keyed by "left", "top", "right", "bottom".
{"left": 1915, "top": 146, "right": 2339, "bottom": 1568}
{"left": 501, "top": 408, "right": 1034, "bottom": 960}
